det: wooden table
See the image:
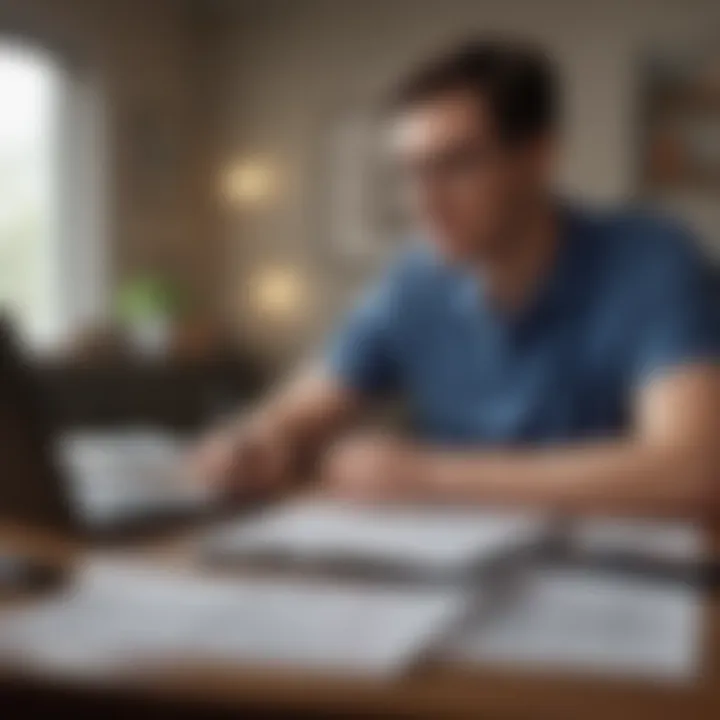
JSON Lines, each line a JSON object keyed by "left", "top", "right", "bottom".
{"left": 1, "top": 521, "right": 719, "bottom": 720}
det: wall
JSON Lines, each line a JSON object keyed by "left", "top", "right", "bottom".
{"left": 1, "top": 0, "right": 715, "bottom": 360}
{"left": 207, "top": 0, "right": 720, "bottom": 364}
{"left": 0, "top": 0, "right": 220, "bottom": 325}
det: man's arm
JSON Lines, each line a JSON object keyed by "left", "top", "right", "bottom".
{"left": 253, "top": 367, "right": 364, "bottom": 458}
{"left": 419, "top": 365, "right": 719, "bottom": 516}
{"left": 323, "top": 365, "right": 719, "bottom": 517}
{"left": 193, "top": 367, "right": 363, "bottom": 491}
{"left": 195, "top": 256, "right": 407, "bottom": 491}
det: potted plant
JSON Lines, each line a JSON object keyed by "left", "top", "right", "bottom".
{"left": 116, "top": 274, "right": 187, "bottom": 357}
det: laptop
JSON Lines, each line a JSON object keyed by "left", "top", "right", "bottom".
{"left": 0, "top": 319, "right": 213, "bottom": 538}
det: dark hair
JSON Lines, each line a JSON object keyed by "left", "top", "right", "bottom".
{"left": 388, "top": 38, "right": 559, "bottom": 146}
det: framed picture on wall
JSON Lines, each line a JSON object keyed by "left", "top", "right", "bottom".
{"left": 641, "top": 47, "right": 720, "bottom": 193}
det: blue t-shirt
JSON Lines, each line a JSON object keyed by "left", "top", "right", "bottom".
{"left": 326, "top": 207, "right": 719, "bottom": 445}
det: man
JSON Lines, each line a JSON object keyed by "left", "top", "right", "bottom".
{"left": 196, "top": 39, "right": 719, "bottom": 516}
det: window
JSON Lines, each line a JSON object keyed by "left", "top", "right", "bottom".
{"left": 0, "top": 41, "right": 107, "bottom": 351}
{"left": 0, "top": 44, "right": 60, "bottom": 346}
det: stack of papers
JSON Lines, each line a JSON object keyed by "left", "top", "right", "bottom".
{"left": 444, "top": 566, "right": 702, "bottom": 681}
{"left": 568, "top": 518, "right": 706, "bottom": 565}
{"left": 0, "top": 508, "right": 706, "bottom": 683}
{"left": 205, "top": 500, "right": 548, "bottom": 579}
{"left": 0, "top": 559, "right": 468, "bottom": 677}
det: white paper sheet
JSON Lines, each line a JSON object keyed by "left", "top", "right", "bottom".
{"left": 444, "top": 567, "right": 703, "bottom": 681}
{"left": 569, "top": 518, "right": 706, "bottom": 564}
{"left": 205, "top": 500, "right": 547, "bottom": 577}
{"left": 0, "top": 559, "right": 468, "bottom": 677}
{"left": 57, "top": 431, "right": 211, "bottom": 524}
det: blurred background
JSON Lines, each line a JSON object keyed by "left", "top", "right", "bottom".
{"left": 0, "top": 4, "right": 717, "bottom": 707}
{"left": 0, "top": 0, "right": 718, "bottom": 427}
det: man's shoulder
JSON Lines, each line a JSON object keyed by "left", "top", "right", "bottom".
{"left": 571, "top": 205, "right": 706, "bottom": 294}
{"left": 579, "top": 205, "right": 699, "bottom": 265}
{"left": 571, "top": 205, "right": 715, "bottom": 338}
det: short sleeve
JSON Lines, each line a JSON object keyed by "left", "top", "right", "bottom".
{"left": 631, "top": 224, "right": 719, "bottom": 385}
{"left": 324, "top": 263, "right": 407, "bottom": 396}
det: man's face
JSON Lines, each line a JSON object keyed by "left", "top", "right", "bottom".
{"left": 391, "top": 91, "right": 555, "bottom": 262}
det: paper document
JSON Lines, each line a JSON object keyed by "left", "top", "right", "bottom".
{"left": 444, "top": 567, "right": 702, "bottom": 681}
{"left": 58, "top": 430, "right": 211, "bottom": 524}
{"left": 569, "top": 519, "right": 706, "bottom": 564}
{"left": 205, "top": 500, "right": 548, "bottom": 577}
{"left": 0, "top": 559, "right": 468, "bottom": 677}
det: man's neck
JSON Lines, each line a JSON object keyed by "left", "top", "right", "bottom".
{"left": 475, "top": 200, "right": 560, "bottom": 314}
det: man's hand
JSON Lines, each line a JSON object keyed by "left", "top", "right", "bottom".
{"left": 191, "top": 413, "right": 294, "bottom": 497}
{"left": 191, "top": 368, "right": 364, "bottom": 498}
{"left": 321, "top": 434, "right": 429, "bottom": 503}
